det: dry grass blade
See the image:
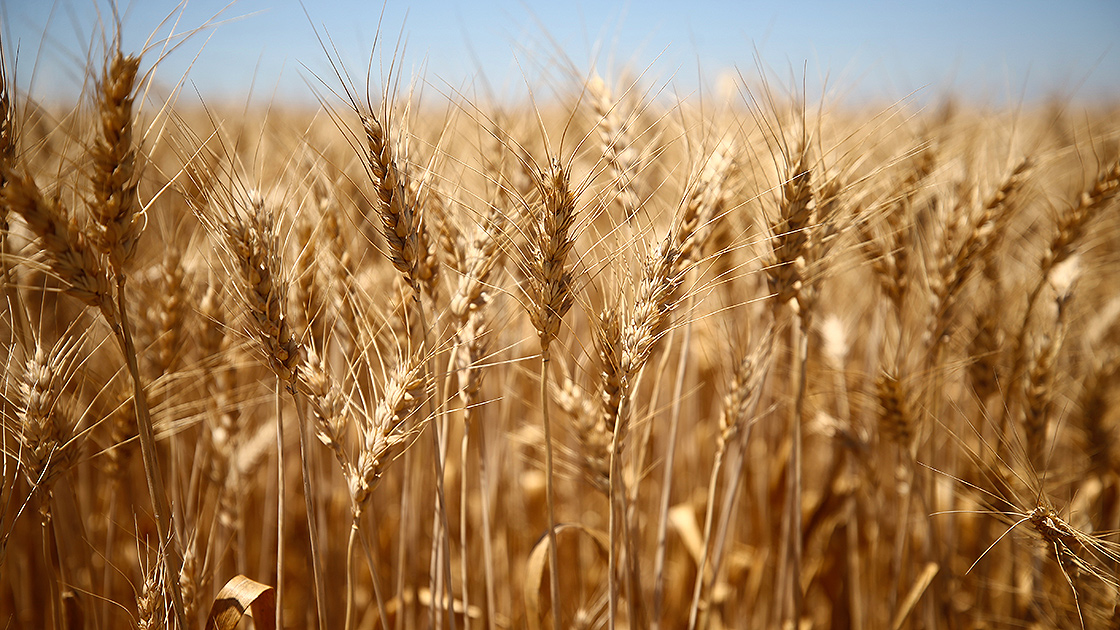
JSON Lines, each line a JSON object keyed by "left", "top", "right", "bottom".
{"left": 890, "top": 562, "right": 939, "bottom": 630}
{"left": 204, "top": 575, "right": 276, "bottom": 630}
{"left": 525, "top": 524, "right": 610, "bottom": 630}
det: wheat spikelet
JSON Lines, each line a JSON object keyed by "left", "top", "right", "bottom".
{"left": 291, "top": 181, "right": 349, "bottom": 347}
{"left": 1009, "top": 160, "right": 1110, "bottom": 425}
{"left": 448, "top": 202, "right": 504, "bottom": 414}
{"left": 626, "top": 236, "right": 684, "bottom": 369}
{"left": 929, "top": 158, "right": 1032, "bottom": 345}
{"left": 0, "top": 42, "right": 13, "bottom": 276}
{"left": 554, "top": 373, "right": 611, "bottom": 492}
{"left": 407, "top": 161, "right": 444, "bottom": 300}
{"left": 154, "top": 247, "right": 187, "bottom": 376}
{"left": 1077, "top": 353, "right": 1120, "bottom": 479}
{"left": 137, "top": 553, "right": 168, "bottom": 630}
{"left": 449, "top": 204, "right": 505, "bottom": 321}
{"left": 482, "top": 113, "right": 535, "bottom": 227}
{"left": 0, "top": 48, "right": 13, "bottom": 174}
{"left": 293, "top": 196, "right": 324, "bottom": 341}
{"left": 593, "top": 238, "right": 683, "bottom": 441}
{"left": 858, "top": 150, "right": 934, "bottom": 315}
{"left": 1025, "top": 502, "right": 1120, "bottom": 627}
{"left": 594, "top": 306, "right": 627, "bottom": 452}
{"left": 765, "top": 144, "right": 814, "bottom": 311}
{"left": 0, "top": 31, "right": 16, "bottom": 271}
{"left": 179, "top": 533, "right": 207, "bottom": 627}
{"left": 589, "top": 234, "right": 684, "bottom": 497}
{"left": 972, "top": 157, "right": 1033, "bottom": 268}
{"left": 799, "top": 170, "right": 849, "bottom": 324}
{"left": 103, "top": 393, "right": 136, "bottom": 481}
{"left": 718, "top": 338, "right": 772, "bottom": 450}
{"left": 523, "top": 156, "right": 581, "bottom": 630}
{"left": 1022, "top": 259, "right": 1077, "bottom": 468}
{"left": 775, "top": 143, "right": 814, "bottom": 241}
{"left": 1023, "top": 331, "right": 1061, "bottom": 470}
{"left": 966, "top": 306, "right": 1004, "bottom": 402}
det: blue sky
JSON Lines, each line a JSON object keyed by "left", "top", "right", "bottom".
{"left": 6, "top": 0, "right": 1120, "bottom": 107}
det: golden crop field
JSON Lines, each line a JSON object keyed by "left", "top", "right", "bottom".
{"left": 1, "top": 11, "right": 1119, "bottom": 630}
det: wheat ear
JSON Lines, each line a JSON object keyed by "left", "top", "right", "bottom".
{"left": 89, "top": 51, "right": 143, "bottom": 272}
{"left": 14, "top": 337, "right": 80, "bottom": 498}
{"left": 295, "top": 340, "right": 357, "bottom": 629}
{"left": 930, "top": 158, "right": 1032, "bottom": 349}
{"left": 588, "top": 75, "right": 641, "bottom": 222}
{"left": 1, "top": 170, "right": 117, "bottom": 325}
{"left": 1022, "top": 259, "right": 1077, "bottom": 470}
{"left": 362, "top": 113, "right": 424, "bottom": 293}
{"left": 601, "top": 234, "right": 684, "bottom": 628}
{"left": 652, "top": 143, "right": 735, "bottom": 628}
{"left": 1011, "top": 158, "right": 1117, "bottom": 426}
{"left": 87, "top": 47, "right": 199, "bottom": 628}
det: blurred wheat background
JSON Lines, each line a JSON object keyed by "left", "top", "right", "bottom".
{"left": 1, "top": 2, "right": 1119, "bottom": 629}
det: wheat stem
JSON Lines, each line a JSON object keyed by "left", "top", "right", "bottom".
{"left": 346, "top": 516, "right": 358, "bottom": 630}
{"left": 789, "top": 316, "right": 808, "bottom": 625}
{"left": 654, "top": 310, "right": 693, "bottom": 629}
{"left": 476, "top": 421, "right": 498, "bottom": 630}
{"left": 292, "top": 395, "right": 328, "bottom": 630}
{"left": 416, "top": 301, "right": 459, "bottom": 630}
{"left": 540, "top": 351, "right": 563, "bottom": 627}
{"left": 275, "top": 377, "right": 285, "bottom": 630}
{"left": 114, "top": 277, "right": 186, "bottom": 629}
{"left": 358, "top": 519, "right": 389, "bottom": 629}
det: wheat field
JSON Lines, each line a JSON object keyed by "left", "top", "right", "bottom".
{"left": 1, "top": 14, "right": 1119, "bottom": 630}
